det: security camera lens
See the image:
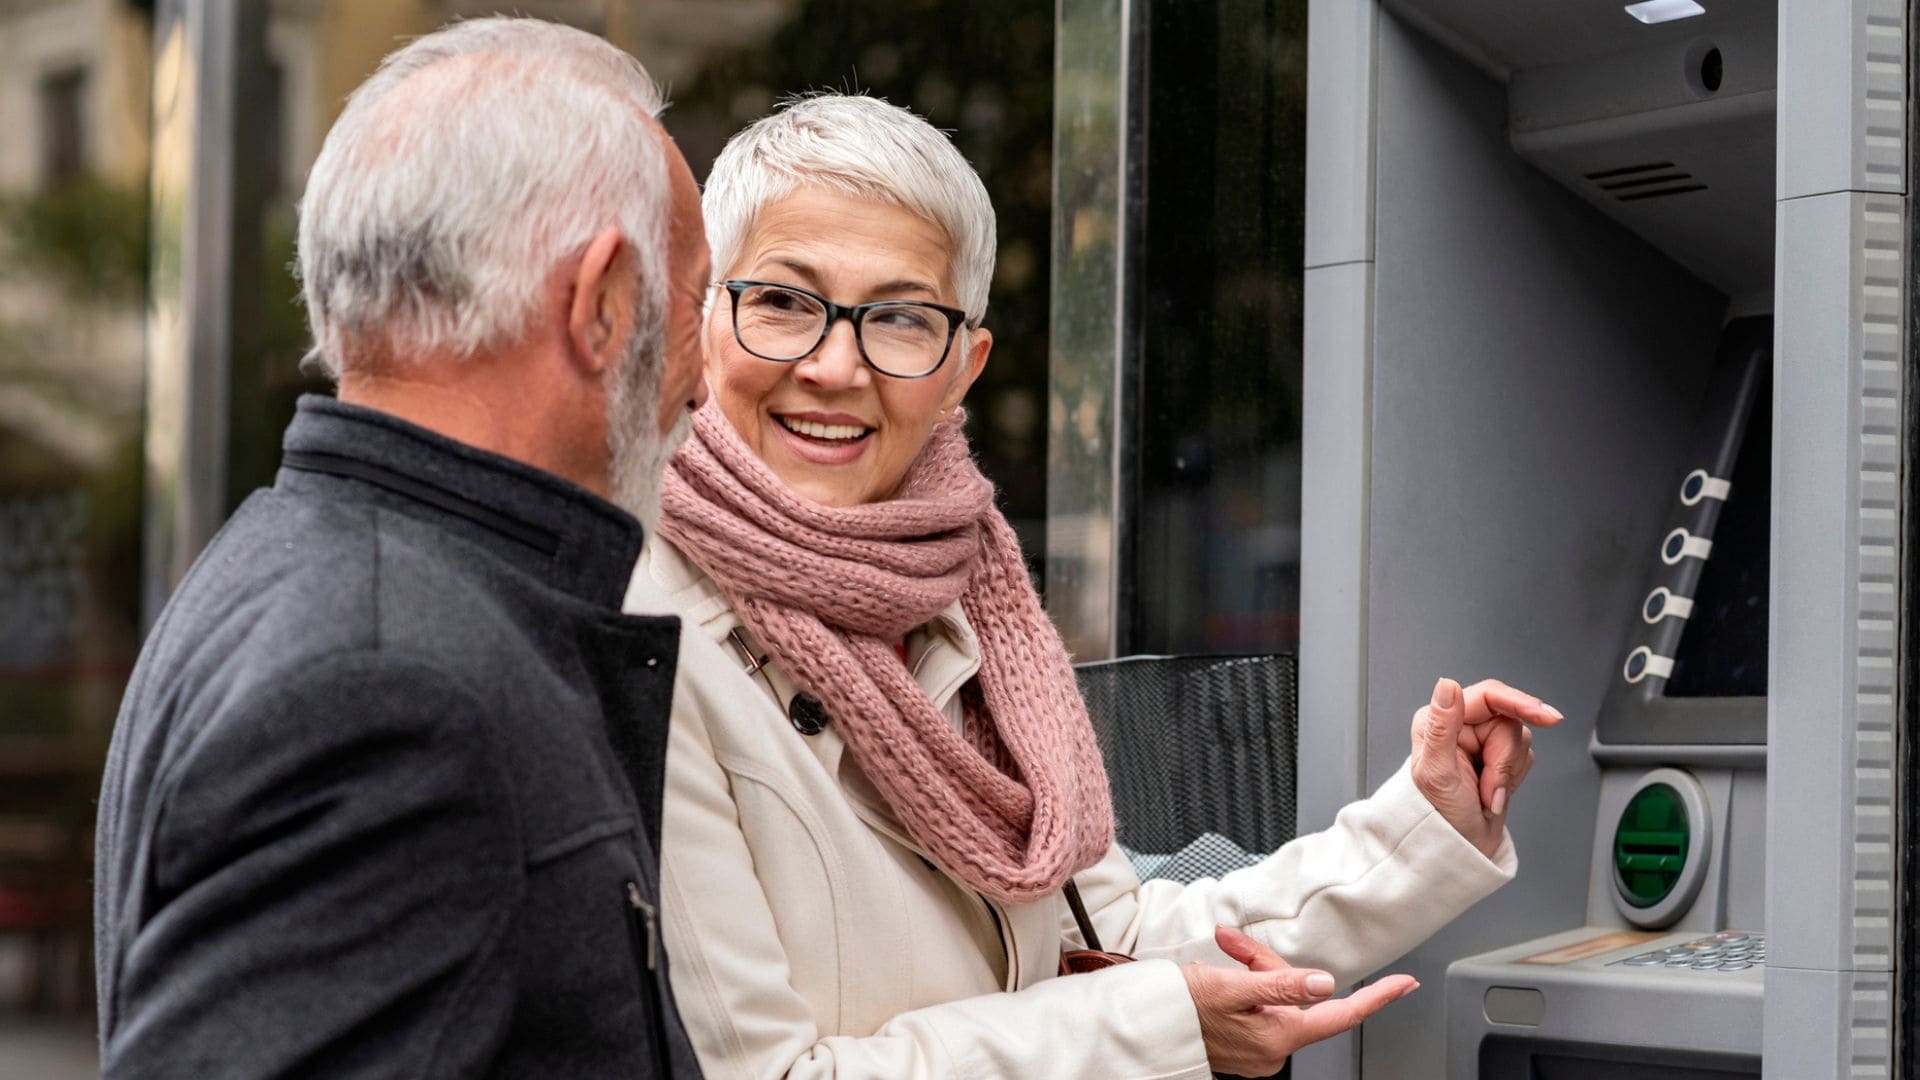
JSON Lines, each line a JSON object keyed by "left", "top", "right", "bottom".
{"left": 1700, "top": 48, "right": 1722, "bottom": 93}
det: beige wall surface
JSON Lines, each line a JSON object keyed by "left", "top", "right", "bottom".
{"left": 0, "top": 0, "right": 151, "bottom": 193}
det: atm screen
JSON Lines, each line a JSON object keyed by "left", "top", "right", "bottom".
{"left": 1664, "top": 376, "right": 1771, "bottom": 698}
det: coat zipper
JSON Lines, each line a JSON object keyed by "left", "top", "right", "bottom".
{"left": 626, "top": 880, "right": 659, "bottom": 971}
{"left": 624, "top": 879, "right": 674, "bottom": 1075}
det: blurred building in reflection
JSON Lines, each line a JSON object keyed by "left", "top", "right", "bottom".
{"left": 0, "top": 0, "right": 154, "bottom": 193}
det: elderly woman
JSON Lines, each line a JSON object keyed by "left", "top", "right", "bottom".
{"left": 627, "top": 94, "right": 1560, "bottom": 1079}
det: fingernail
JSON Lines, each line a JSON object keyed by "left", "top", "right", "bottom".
{"left": 1491, "top": 787, "right": 1509, "bottom": 816}
{"left": 1542, "top": 702, "right": 1564, "bottom": 720}
{"left": 1307, "top": 973, "right": 1335, "bottom": 996}
{"left": 1434, "top": 678, "right": 1456, "bottom": 708}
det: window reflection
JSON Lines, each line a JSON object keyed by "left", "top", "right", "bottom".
{"left": 0, "top": 0, "right": 155, "bottom": 1023}
{"left": 221, "top": 0, "right": 1054, "bottom": 570}
{"left": 654, "top": 0, "right": 1055, "bottom": 564}
{"left": 0, "top": 0, "right": 1054, "bottom": 1034}
{"left": 1132, "top": 0, "right": 1306, "bottom": 652}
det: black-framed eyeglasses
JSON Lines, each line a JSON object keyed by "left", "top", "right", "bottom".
{"left": 720, "top": 279, "right": 970, "bottom": 380}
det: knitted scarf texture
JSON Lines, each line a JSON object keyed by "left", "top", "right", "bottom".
{"left": 658, "top": 403, "right": 1115, "bottom": 903}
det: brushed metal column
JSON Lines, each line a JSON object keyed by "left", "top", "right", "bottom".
{"left": 1049, "top": 0, "right": 1145, "bottom": 659}
{"left": 141, "top": 0, "right": 253, "bottom": 630}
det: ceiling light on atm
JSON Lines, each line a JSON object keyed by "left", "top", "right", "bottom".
{"left": 1624, "top": 0, "right": 1706, "bottom": 23}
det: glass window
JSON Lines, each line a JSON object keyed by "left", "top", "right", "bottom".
{"left": 1130, "top": 0, "right": 1306, "bottom": 653}
{"left": 0, "top": 2, "right": 1057, "bottom": 1041}
{"left": 209, "top": 0, "right": 1054, "bottom": 571}
{"left": 0, "top": 0, "right": 1055, "bottom": 1058}
{"left": 652, "top": 0, "right": 1055, "bottom": 565}
{"left": 0, "top": 0, "right": 154, "bottom": 1026}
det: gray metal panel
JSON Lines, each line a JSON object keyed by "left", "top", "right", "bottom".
{"left": 1385, "top": 0, "right": 1775, "bottom": 82}
{"left": 1723, "top": 768, "right": 1768, "bottom": 932}
{"left": 1588, "top": 736, "right": 1767, "bottom": 769}
{"left": 1507, "top": 20, "right": 1777, "bottom": 135}
{"left": 1294, "top": 261, "right": 1369, "bottom": 1080}
{"left": 1777, "top": 0, "right": 1905, "bottom": 200}
{"left": 1510, "top": 93, "right": 1776, "bottom": 297}
{"left": 1304, "top": 0, "right": 1375, "bottom": 269}
{"left": 1765, "top": 190, "right": 1902, "bottom": 976}
{"left": 1298, "top": 261, "right": 1373, "bottom": 843}
{"left": 1445, "top": 927, "right": 1765, "bottom": 1080}
{"left": 1763, "top": 966, "right": 1896, "bottom": 1080}
{"left": 1295, "top": 9, "right": 1379, "bottom": 1072}
{"left": 1359, "top": 13, "right": 1726, "bottom": 1076}
{"left": 1763, "top": 189, "right": 1904, "bottom": 1079}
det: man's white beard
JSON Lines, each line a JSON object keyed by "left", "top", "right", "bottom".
{"left": 605, "top": 324, "right": 688, "bottom": 533}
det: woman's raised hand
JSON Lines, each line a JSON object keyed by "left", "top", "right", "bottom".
{"left": 1409, "top": 676, "right": 1564, "bottom": 858}
{"left": 1180, "top": 926, "right": 1418, "bottom": 1077}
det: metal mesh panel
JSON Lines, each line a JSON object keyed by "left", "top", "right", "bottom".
{"left": 1076, "top": 653, "right": 1298, "bottom": 882}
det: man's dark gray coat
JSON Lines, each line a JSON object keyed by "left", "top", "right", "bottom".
{"left": 94, "top": 396, "right": 702, "bottom": 1077}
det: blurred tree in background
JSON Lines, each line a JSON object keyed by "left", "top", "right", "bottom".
{"left": 0, "top": 180, "right": 149, "bottom": 300}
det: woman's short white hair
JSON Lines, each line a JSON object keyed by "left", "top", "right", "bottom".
{"left": 703, "top": 93, "right": 997, "bottom": 325}
{"left": 298, "top": 17, "right": 670, "bottom": 377}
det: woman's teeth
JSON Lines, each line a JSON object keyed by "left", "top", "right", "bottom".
{"left": 779, "top": 416, "right": 870, "bottom": 441}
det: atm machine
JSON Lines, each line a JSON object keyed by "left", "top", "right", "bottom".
{"left": 1443, "top": 320, "right": 1772, "bottom": 1077}
{"left": 1289, "top": 1, "right": 1910, "bottom": 1078}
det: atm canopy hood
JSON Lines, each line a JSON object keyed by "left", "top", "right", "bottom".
{"left": 1385, "top": 0, "right": 1779, "bottom": 296}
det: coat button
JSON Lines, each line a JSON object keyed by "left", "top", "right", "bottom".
{"left": 788, "top": 693, "right": 829, "bottom": 736}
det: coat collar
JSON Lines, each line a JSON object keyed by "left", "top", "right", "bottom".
{"left": 634, "top": 538, "right": 981, "bottom": 705}
{"left": 277, "top": 394, "right": 646, "bottom": 609}
{"left": 632, "top": 537, "right": 988, "bottom": 889}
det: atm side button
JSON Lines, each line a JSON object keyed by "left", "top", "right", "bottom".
{"left": 1483, "top": 986, "right": 1547, "bottom": 1027}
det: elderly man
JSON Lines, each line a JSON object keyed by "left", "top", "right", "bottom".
{"left": 93, "top": 18, "right": 708, "bottom": 1076}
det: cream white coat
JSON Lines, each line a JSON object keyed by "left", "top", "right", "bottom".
{"left": 627, "top": 539, "right": 1517, "bottom": 1080}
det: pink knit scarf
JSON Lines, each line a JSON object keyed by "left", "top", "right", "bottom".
{"left": 658, "top": 403, "right": 1114, "bottom": 903}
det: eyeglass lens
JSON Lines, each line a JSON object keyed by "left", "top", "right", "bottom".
{"left": 733, "top": 283, "right": 950, "bottom": 377}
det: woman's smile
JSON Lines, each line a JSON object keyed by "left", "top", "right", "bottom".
{"left": 769, "top": 410, "right": 876, "bottom": 465}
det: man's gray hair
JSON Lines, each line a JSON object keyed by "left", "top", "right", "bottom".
{"left": 298, "top": 17, "right": 671, "bottom": 376}
{"left": 702, "top": 93, "right": 997, "bottom": 325}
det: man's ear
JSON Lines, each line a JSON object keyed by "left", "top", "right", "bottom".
{"left": 567, "top": 226, "right": 633, "bottom": 375}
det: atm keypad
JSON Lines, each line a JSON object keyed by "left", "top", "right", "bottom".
{"left": 1610, "top": 932, "right": 1765, "bottom": 972}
